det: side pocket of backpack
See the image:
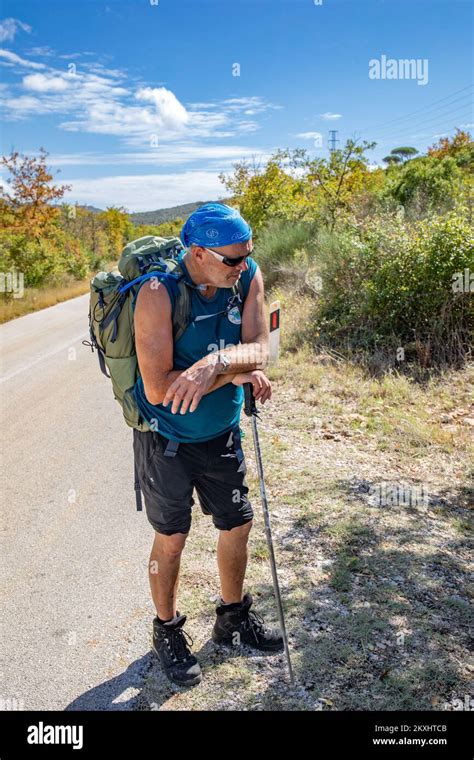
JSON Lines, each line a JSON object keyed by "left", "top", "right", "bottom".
{"left": 103, "top": 356, "right": 149, "bottom": 430}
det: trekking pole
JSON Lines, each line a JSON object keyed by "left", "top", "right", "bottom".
{"left": 243, "top": 382, "right": 295, "bottom": 686}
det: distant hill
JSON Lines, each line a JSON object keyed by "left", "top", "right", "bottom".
{"left": 51, "top": 203, "right": 104, "bottom": 214}
{"left": 81, "top": 204, "right": 104, "bottom": 214}
{"left": 128, "top": 199, "right": 232, "bottom": 225}
{"left": 68, "top": 198, "right": 235, "bottom": 224}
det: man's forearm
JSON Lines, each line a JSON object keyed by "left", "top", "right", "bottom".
{"left": 149, "top": 368, "right": 236, "bottom": 404}
{"left": 210, "top": 341, "right": 269, "bottom": 374}
{"left": 205, "top": 372, "right": 237, "bottom": 393}
{"left": 144, "top": 341, "right": 267, "bottom": 406}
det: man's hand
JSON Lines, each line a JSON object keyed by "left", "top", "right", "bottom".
{"left": 232, "top": 370, "right": 272, "bottom": 404}
{"left": 162, "top": 358, "right": 218, "bottom": 415}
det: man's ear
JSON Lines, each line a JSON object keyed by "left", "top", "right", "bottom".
{"left": 193, "top": 246, "right": 205, "bottom": 264}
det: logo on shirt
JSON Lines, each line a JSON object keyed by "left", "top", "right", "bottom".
{"left": 227, "top": 306, "right": 241, "bottom": 325}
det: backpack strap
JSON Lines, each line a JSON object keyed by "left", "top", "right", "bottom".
{"left": 118, "top": 268, "right": 179, "bottom": 295}
{"left": 124, "top": 259, "right": 193, "bottom": 345}
{"left": 231, "top": 279, "right": 245, "bottom": 315}
{"left": 163, "top": 438, "right": 180, "bottom": 457}
{"left": 100, "top": 291, "right": 128, "bottom": 342}
{"left": 165, "top": 259, "right": 195, "bottom": 344}
{"left": 133, "top": 455, "right": 142, "bottom": 511}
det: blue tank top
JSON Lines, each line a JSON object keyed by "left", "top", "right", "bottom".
{"left": 132, "top": 254, "right": 258, "bottom": 442}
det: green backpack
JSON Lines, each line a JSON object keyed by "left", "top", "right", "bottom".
{"left": 83, "top": 235, "right": 244, "bottom": 510}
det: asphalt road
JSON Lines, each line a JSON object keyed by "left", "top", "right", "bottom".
{"left": 0, "top": 294, "right": 156, "bottom": 710}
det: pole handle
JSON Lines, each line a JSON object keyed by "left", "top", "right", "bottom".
{"left": 243, "top": 382, "right": 258, "bottom": 417}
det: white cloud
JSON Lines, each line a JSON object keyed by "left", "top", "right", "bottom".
{"left": 46, "top": 145, "right": 273, "bottom": 167}
{"left": 58, "top": 51, "right": 96, "bottom": 60}
{"left": 61, "top": 171, "right": 233, "bottom": 212}
{"left": 23, "top": 73, "right": 70, "bottom": 92}
{"left": 59, "top": 97, "right": 188, "bottom": 141}
{"left": 222, "top": 96, "right": 283, "bottom": 113}
{"left": 0, "top": 48, "right": 45, "bottom": 70}
{"left": 58, "top": 53, "right": 84, "bottom": 60}
{"left": 1, "top": 51, "right": 271, "bottom": 142}
{"left": 187, "top": 102, "right": 220, "bottom": 110}
{"left": 0, "top": 18, "right": 31, "bottom": 43}
{"left": 55, "top": 89, "right": 262, "bottom": 143}
{"left": 81, "top": 63, "right": 127, "bottom": 79}
{"left": 0, "top": 48, "right": 282, "bottom": 164}
{"left": 295, "top": 131, "right": 323, "bottom": 139}
{"left": 320, "top": 112, "right": 342, "bottom": 120}
{"left": 25, "top": 46, "right": 55, "bottom": 57}
{"left": 3, "top": 94, "right": 44, "bottom": 115}
{"left": 135, "top": 86, "right": 189, "bottom": 130}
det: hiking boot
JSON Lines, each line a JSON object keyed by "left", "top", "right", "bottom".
{"left": 212, "top": 593, "right": 284, "bottom": 652}
{"left": 152, "top": 613, "right": 202, "bottom": 687}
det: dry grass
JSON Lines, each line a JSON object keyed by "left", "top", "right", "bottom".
{"left": 0, "top": 276, "right": 90, "bottom": 323}
{"left": 0, "top": 260, "right": 118, "bottom": 324}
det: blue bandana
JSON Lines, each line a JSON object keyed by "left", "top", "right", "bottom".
{"left": 180, "top": 202, "right": 252, "bottom": 248}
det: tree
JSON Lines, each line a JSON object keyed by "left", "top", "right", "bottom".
{"left": 61, "top": 205, "right": 104, "bottom": 255}
{"left": 219, "top": 142, "right": 380, "bottom": 232}
{"left": 427, "top": 129, "right": 473, "bottom": 168}
{"left": 389, "top": 146, "right": 418, "bottom": 163}
{"left": 152, "top": 218, "right": 184, "bottom": 238}
{"left": 219, "top": 149, "right": 309, "bottom": 233}
{"left": 304, "top": 139, "right": 377, "bottom": 229}
{"left": 384, "top": 154, "right": 462, "bottom": 211}
{"left": 97, "top": 206, "right": 134, "bottom": 258}
{"left": 383, "top": 147, "right": 418, "bottom": 166}
{"left": 0, "top": 147, "right": 71, "bottom": 237}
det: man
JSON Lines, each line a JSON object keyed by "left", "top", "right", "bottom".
{"left": 132, "top": 203, "right": 283, "bottom": 687}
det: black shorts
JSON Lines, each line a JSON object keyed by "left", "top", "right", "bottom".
{"left": 133, "top": 427, "right": 254, "bottom": 535}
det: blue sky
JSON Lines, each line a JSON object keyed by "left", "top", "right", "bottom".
{"left": 1, "top": 0, "right": 472, "bottom": 212}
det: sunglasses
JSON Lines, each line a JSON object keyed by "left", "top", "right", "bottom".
{"left": 202, "top": 247, "right": 253, "bottom": 268}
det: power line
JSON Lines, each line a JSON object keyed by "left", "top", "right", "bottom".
{"left": 373, "top": 95, "right": 473, "bottom": 138}
{"left": 363, "top": 83, "right": 473, "bottom": 133}
{"left": 374, "top": 106, "right": 473, "bottom": 144}
{"left": 376, "top": 123, "right": 472, "bottom": 152}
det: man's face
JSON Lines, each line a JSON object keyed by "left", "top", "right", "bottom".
{"left": 193, "top": 240, "right": 253, "bottom": 288}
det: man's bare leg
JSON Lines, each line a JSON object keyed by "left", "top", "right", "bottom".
{"left": 216, "top": 520, "right": 253, "bottom": 603}
{"left": 149, "top": 531, "right": 188, "bottom": 620}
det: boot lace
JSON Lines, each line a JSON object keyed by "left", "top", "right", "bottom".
{"left": 241, "top": 609, "right": 266, "bottom": 644}
{"left": 161, "top": 626, "right": 194, "bottom": 663}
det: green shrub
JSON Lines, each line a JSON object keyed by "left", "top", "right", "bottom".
{"left": 383, "top": 156, "right": 463, "bottom": 215}
{"left": 0, "top": 234, "right": 66, "bottom": 287}
{"left": 0, "top": 231, "right": 93, "bottom": 288}
{"left": 59, "top": 234, "right": 91, "bottom": 280}
{"left": 254, "top": 218, "right": 319, "bottom": 289}
{"left": 313, "top": 209, "right": 474, "bottom": 365}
